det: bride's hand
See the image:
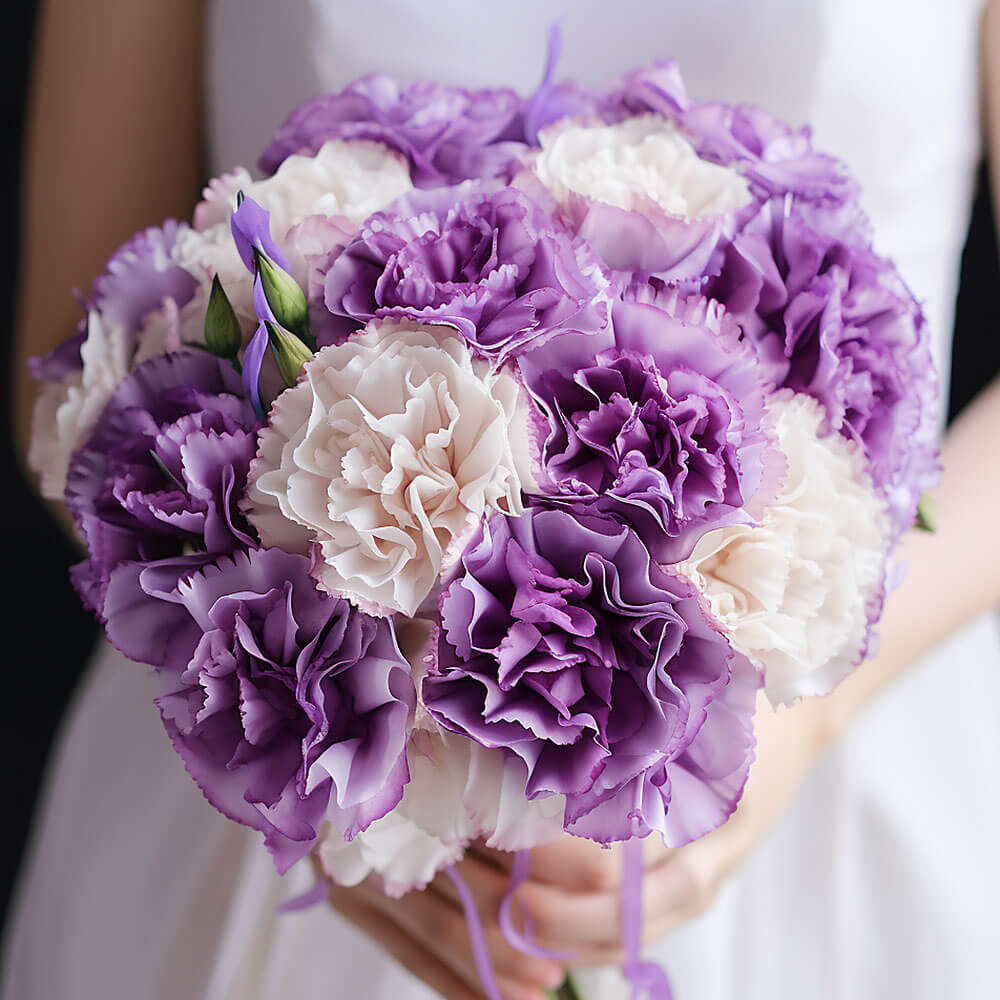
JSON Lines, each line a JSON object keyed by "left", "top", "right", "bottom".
{"left": 320, "top": 854, "right": 568, "bottom": 1000}
{"left": 317, "top": 691, "right": 833, "bottom": 999}
{"left": 482, "top": 691, "right": 836, "bottom": 961}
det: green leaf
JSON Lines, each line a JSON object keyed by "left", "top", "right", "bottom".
{"left": 266, "top": 321, "right": 314, "bottom": 387}
{"left": 204, "top": 275, "right": 243, "bottom": 359}
{"left": 915, "top": 493, "right": 936, "bottom": 533}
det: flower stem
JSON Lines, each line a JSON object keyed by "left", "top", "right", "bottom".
{"left": 546, "top": 972, "right": 584, "bottom": 1000}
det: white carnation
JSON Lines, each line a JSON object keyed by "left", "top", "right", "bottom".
{"left": 535, "top": 115, "right": 750, "bottom": 219}
{"left": 678, "top": 391, "right": 889, "bottom": 706}
{"left": 245, "top": 320, "right": 537, "bottom": 617}
{"left": 318, "top": 728, "right": 565, "bottom": 896}
{"left": 29, "top": 312, "right": 129, "bottom": 500}
{"left": 174, "top": 139, "right": 413, "bottom": 327}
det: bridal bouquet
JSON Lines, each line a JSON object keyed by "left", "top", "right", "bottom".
{"left": 29, "top": 33, "right": 937, "bottom": 1000}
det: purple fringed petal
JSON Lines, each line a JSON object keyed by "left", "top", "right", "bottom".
{"left": 519, "top": 287, "right": 773, "bottom": 560}
{"left": 148, "top": 547, "right": 413, "bottom": 872}
{"left": 29, "top": 328, "right": 87, "bottom": 383}
{"left": 30, "top": 220, "right": 198, "bottom": 383}
{"left": 321, "top": 181, "right": 609, "bottom": 363}
{"left": 66, "top": 351, "right": 261, "bottom": 618}
{"left": 89, "top": 220, "right": 199, "bottom": 333}
{"left": 706, "top": 197, "right": 939, "bottom": 543}
{"left": 259, "top": 75, "right": 529, "bottom": 188}
{"left": 423, "top": 506, "right": 760, "bottom": 844}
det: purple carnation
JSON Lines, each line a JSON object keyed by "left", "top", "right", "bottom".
{"left": 422, "top": 507, "right": 759, "bottom": 846}
{"left": 322, "top": 181, "right": 609, "bottom": 362}
{"left": 518, "top": 287, "right": 773, "bottom": 560}
{"left": 259, "top": 76, "right": 530, "bottom": 188}
{"left": 30, "top": 220, "right": 198, "bottom": 382}
{"left": 66, "top": 351, "right": 260, "bottom": 618}
{"left": 134, "top": 546, "right": 413, "bottom": 872}
{"left": 707, "top": 197, "right": 939, "bottom": 540}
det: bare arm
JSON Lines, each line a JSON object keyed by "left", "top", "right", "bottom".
{"left": 490, "top": 2, "right": 1000, "bottom": 953}
{"left": 12, "top": 0, "right": 204, "bottom": 474}
{"left": 823, "top": 0, "right": 1000, "bottom": 727}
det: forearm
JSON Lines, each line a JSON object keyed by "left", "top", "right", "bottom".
{"left": 13, "top": 0, "right": 204, "bottom": 473}
{"left": 822, "top": 375, "right": 1000, "bottom": 740}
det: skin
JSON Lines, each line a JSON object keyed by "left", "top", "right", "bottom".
{"left": 13, "top": 2, "right": 1000, "bottom": 998}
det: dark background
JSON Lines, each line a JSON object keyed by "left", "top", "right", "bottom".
{"left": 3, "top": 5, "right": 1000, "bottom": 936}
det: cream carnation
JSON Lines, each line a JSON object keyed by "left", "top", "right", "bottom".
{"left": 174, "top": 139, "right": 413, "bottom": 327}
{"left": 244, "top": 320, "right": 537, "bottom": 616}
{"left": 318, "top": 727, "right": 565, "bottom": 896}
{"left": 535, "top": 115, "right": 751, "bottom": 219}
{"left": 29, "top": 312, "right": 130, "bottom": 500}
{"left": 678, "top": 391, "right": 889, "bottom": 706}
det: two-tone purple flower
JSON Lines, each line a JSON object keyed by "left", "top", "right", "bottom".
{"left": 518, "top": 286, "right": 774, "bottom": 561}
{"left": 260, "top": 75, "right": 528, "bottom": 189}
{"left": 321, "top": 181, "right": 609, "bottom": 363}
{"left": 707, "top": 197, "right": 939, "bottom": 541}
{"left": 123, "top": 545, "right": 414, "bottom": 871}
{"left": 66, "top": 351, "right": 260, "bottom": 619}
{"left": 423, "top": 506, "right": 759, "bottom": 845}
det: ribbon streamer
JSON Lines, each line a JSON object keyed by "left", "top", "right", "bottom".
{"left": 622, "top": 839, "right": 673, "bottom": 1000}
{"left": 446, "top": 864, "right": 506, "bottom": 1000}
{"left": 498, "top": 850, "right": 573, "bottom": 961}
{"left": 276, "top": 878, "right": 329, "bottom": 914}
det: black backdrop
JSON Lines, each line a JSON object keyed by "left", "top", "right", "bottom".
{"left": 2, "top": 5, "right": 999, "bottom": 932}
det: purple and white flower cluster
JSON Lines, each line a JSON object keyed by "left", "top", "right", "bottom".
{"left": 30, "top": 54, "right": 936, "bottom": 895}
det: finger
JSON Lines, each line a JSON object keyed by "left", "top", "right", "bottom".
{"left": 428, "top": 851, "right": 512, "bottom": 923}
{"left": 465, "top": 841, "right": 687, "bottom": 955}
{"left": 356, "top": 875, "right": 565, "bottom": 999}
{"left": 432, "top": 859, "right": 623, "bottom": 955}
{"left": 475, "top": 836, "right": 672, "bottom": 894}
{"left": 326, "top": 884, "right": 481, "bottom": 1000}
{"left": 476, "top": 839, "right": 616, "bottom": 891}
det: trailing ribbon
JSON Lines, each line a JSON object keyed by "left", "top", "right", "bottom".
{"left": 276, "top": 877, "right": 328, "bottom": 914}
{"left": 498, "top": 850, "right": 573, "bottom": 961}
{"left": 523, "top": 22, "right": 564, "bottom": 143}
{"left": 622, "top": 839, "right": 673, "bottom": 1000}
{"left": 446, "top": 864, "right": 506, "bottom": 1000}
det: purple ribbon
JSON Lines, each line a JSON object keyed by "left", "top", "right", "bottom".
{"left": 498, "top": 850, "right": 573, "bottom": 961}
{"left": 523, "top": 23, "right": 564, "bottom": 144}
{"left": 276, "top": 878, "right": 328, "bottom": 914}
{"left": 622, "top": 839, "right": 673, "bottom": 1000}
{"left": 446, "top": 864, "right": 506, "bottom": 1000}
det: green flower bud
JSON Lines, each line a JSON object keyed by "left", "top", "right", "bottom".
{"left": 915, "top": 493, "right": 936, "bottom": 532}
{"left": 256, "top": 249, "right": 310, "bottom": 341}
{"left": 266, "top": 321, "right": 314, "bottom": 387}
{"left": 204, "top": 275, "right": 243, "bottom": 359}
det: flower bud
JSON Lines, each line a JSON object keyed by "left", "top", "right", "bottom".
{"left": 256, "top": 249, "right": 310, "bottom": 340}
{"left": 266, "top": 321, "right": 313, "bottom": 387}
{"left": 204, "top": 275, "right": 243, "bottom": 359}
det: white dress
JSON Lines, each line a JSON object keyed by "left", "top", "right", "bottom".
{"left": 5, "top": 2, "right": 999, "bottom": 997}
